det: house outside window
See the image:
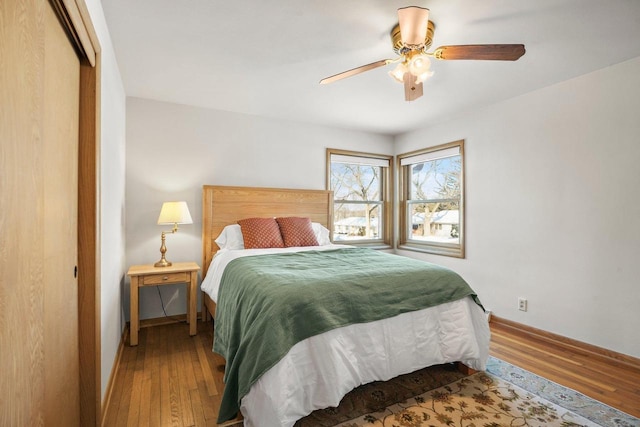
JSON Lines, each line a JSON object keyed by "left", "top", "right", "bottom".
{"left": 327, "top": 149, "right": 393, "bottom": 248}
{"left": 398, "top": 140, "right": 465, "bottom": 258}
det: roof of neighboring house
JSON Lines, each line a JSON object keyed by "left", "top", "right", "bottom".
{"left": 412, "top": 210, "right": 459, "bottom": 225}
{"left": 335, "top": 217, "right": 379, "bottom": 227}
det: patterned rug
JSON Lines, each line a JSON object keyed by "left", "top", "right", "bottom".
{"left": 295, "top": 357, "right": 639, "bottom": 427}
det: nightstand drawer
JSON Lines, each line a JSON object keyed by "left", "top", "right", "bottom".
{"left": 142, "top": 272, "right": 188, "bottom": 285}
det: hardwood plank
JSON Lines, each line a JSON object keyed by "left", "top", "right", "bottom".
{"left": 169, "top": 374, "right": 184, "bottom": 427}
{"left": 160, "top": 358, "right": 171, "bottom": 426}
{"left": 112, "top": 343, "right": 138, "bottom": 427}
{"left": 175, "top": 336, "right": 194, "bottom": 427}
{"left": 126, "top": 370, "right": 144, "bottom": 427}
{"left": 137, "top": 375, "right": 153, "bottom": 427}
{"left": 195, "top": 379, "right": 217, "bottom": 423}
{"left": 195, "top": 334, "right": 218, "bottom": 397}
{"left": 183, "top": 338, "right": 199, "bottom": 391}
{"left": 128, "top": 340, "right": 148, "bottom": 426}
{"left": 148, "top": 361, "right": 162, "bottom": 427}
{"left": 189, "top": 388, "right": 207, "bottom": 427}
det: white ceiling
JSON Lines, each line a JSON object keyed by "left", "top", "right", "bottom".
{"left": 102, "top": 0, "right": 640, "bottom": 136}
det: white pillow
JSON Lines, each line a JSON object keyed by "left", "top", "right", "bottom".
{"left": 312, "top": 222, "right": 331, "bottom": 246}
{"left": 214, "top": 224, "right": 244, "bottom": 250}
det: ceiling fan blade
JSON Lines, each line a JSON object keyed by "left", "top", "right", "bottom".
{"left": 319, "top": 59, "right": 391, "bottom": 84}
{"left": 404, "top": 73, "right": 423, "bottom": 101}
{"left": 433, "top": 44, "right": 525, "bottom": 61}
{"left": 397, "top": 6, "right": 430, "bottom": 46}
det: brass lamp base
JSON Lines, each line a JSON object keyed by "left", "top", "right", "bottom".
{"left": 154, "top": 231, "right": 172, "bottom": 267}
{"left": 154, "top": 258, "right": 172, "bottom": 268}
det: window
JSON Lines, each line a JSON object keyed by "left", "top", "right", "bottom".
{"left": 398, "top": 140, "right": 465, "bottom": 258}
{"left": 327, "top": 149, "right": 393, "bottom": 247}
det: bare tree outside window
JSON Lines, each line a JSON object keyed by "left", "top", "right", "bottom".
{"left": 410, "top": 156, "right": 461, "bottom": 241}
{"left": 327, "top": 150, "right": 392, "bottom": 246}
{"left": 331, "top": 163, "right": 381, "bottom": 240}
{"left": 399, "top": 141, "right": 465, "bottom": 258}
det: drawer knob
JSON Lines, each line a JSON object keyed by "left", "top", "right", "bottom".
{"left": 163, "top": 276, "right": 169, "bottom": 281}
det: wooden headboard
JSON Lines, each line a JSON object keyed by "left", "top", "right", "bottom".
{"left": 201, "top": 185, "right": 333, "bottom": 277}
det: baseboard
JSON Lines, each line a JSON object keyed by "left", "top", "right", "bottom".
{"left": 490, "top": 315, "right": 640, "bottom": 370}
{"left": 100, "top": 327, "right": 127, "bottom": 427}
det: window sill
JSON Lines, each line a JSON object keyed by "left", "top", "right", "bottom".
{"left": 397, "top": 242, "right": 464, "bottom": 258}
{"left": 332, "top": 241, "right": 393, "bottom": 250}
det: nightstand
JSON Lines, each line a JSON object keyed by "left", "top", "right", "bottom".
{"left": 127, "top": 261, "right": 200, "bottom": 346}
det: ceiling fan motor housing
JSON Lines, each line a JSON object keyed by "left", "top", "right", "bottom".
{"left": 391, "top": 20, "right": 435, "bottom": 54}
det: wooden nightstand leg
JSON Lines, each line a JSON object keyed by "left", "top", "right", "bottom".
{"left": 185, "top": 279, "right": 190, "bottom": 325}
{"left": 202, "top": 291, "right": 209, "bottom": 322}
{"left": 130, "top": 276, "right": 139, "bottom": 346}
{"left": 188, "top": 271, "right": 197, "bottom": 336}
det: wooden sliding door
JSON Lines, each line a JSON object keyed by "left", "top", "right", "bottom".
{"left": 0, "top": 0, "right": 101, "bottom": 424}
{"left": 43, "top": 1, "right": 81, "bottom": 424}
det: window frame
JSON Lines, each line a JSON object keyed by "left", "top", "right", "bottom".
{"left": 397, "top": 140, "right": 465, "bottom": 258}
{"left": 326, "top": 148, "right": 393, "bottom": 248}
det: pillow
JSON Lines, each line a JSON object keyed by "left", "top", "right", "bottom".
{"left": 312, "top": 222, "right": 331, "bottom": 246}
{"left": 214, "top": 224, "right": 244, "bottom": 250}
{"left": 276, "top": 217, "right": 319, "bottom": 247}
{"left": 237, "top": 217, "right": 285, "bottom": 249}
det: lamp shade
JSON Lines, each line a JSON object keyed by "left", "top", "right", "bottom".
{"left": 157, "top": 201, "right": 193, "bottom": 225}
{"left": 408, "top": 53, "right": 431, "bottom": 76}
{"left": 389, "top": 62, "right": 408, "bottom": 83}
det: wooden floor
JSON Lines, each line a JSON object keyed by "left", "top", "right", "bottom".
{"left": 102, "top": 320, "right": 236, "bottom": 427}
{"left": 490, "top": 319, "right": 640, "bottom": 419}
{"left": 102, "top": 319, "right": 640, "bottom": 426}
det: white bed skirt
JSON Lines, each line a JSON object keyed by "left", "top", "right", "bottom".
{"left": 240, "top": 296, "right": 490, "bottom": 427}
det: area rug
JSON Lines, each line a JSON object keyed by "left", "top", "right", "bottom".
{"left": 295, "top": 357, "right": 639, "bottom": 427}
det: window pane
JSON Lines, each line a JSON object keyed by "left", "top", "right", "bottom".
{"left": 333, "top": 202, "right": 381, "bottom": 241}
{"left": 327, "top": 149, "right": 393, "bottom": 246}
{"left": 331, "top": 163, "right": 381, "bottom": 201}
{"left": 408, "top": 201, "right": 460, "bottom": 245}
{"left": 410, "top": 155, "right": 461, "bottom": 200}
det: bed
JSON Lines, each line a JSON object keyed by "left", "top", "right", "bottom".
{"left": 200, "top": 185, "right": 490, "bottom": 427}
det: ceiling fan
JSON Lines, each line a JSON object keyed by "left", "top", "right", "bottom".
{"left": 319, "top": 6, "right": 525, "bottom": 101}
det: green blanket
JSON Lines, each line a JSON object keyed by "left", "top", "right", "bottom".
{"left": 213, "top": 247, "right": 482, "bottom": 422}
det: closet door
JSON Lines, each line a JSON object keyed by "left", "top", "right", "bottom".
{"left": 43, "top": 1, "right": 81, "bottom": 425}
{"left": 0, "top": 0, "right": 81, "bottom": 424}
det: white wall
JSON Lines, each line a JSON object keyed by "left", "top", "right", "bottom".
{"left": 125, "top": 97, "right": 393, "bottom": 320}
{"left": 395, "top": 56, "right": 640, "bottom": 358}
{"left": 84, "top": 0, "right": 127, "bottom": 403}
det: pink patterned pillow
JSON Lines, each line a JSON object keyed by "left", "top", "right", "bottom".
{"left": 237, "top": 218, "right": 285, "bottom": 249}
{"left": 276, "top": 217, "right": 319, "bottom": 247}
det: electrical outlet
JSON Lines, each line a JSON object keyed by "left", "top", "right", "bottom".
{"left": 518, "top": 298, "right": 528, "bottom": 312}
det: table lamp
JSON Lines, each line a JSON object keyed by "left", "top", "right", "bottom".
{"left": 154, "top": 201, "right": 193, "bottom": 267}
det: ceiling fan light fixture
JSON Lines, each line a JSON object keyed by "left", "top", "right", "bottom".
{"left": 389, "top": 52, "right": 434, "bottom": 85}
